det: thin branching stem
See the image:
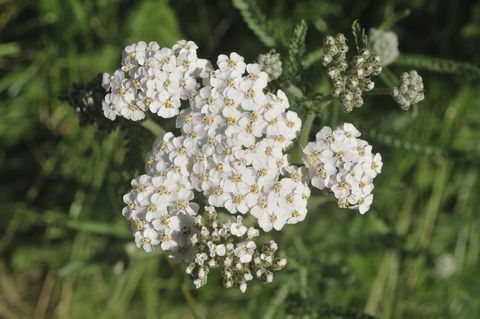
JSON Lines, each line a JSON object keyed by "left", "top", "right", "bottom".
{"left": 141, "top": 118, "right": 165, "bottom": 136}
{"left": 365, "top": 88, "right": 392, "bottom": 95}
{"left": 167, "top": 259, "right": 204, "bottom": 319}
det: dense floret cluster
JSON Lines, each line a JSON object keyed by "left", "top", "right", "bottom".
{"left": 393, "top": 70, "right": 425, "bottom": 110}
{"left": 369, "top": 28, "right": 399, "bottom": 66}
{"left": 257, "top": 50, "right": 283, "bottom": 81}
{"left": 302, "top": 123, "right": 383, "bottom": 214}
{"left": 322, "top": 34, "right": 382, "bottom": 112}
{"left": 186, "top": 206, "right": 286, "bottom": 292}
{"left": 101, "top": 40, "right": 209, "bottom": 121}
{"left": 119, "top": 40, "right": 310, "bottom": 263}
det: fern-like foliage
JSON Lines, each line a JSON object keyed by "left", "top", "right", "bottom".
{"left": 351, "top": 20, "right": 369, "bottom": 51}
{"left": 366, "top": 128, "right": 480, "bottom": 166}
{"left": 283, "top": 20, "right": 308, "bottom": 87}
{"left": 232, "top": 0, "right": 276, "bottom": 47}
{"left": 395, "top": 54, "right": 480, "bottom": 79}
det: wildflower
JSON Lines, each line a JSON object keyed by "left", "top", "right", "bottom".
{"left": 101, "top": 40, "right": 208, "bottom": 121}
{"left": 322, "top": 34, "right": 382, "bottom": 112}
{"left": 392, "top": 70, "right": 425, "bottom": 110}
{"left": 303, "top": 123, "right": 382, "bottom": 214}
{"left": 257, "top": 50, "right": 283, "bottom": 81}
{"left": 183, "top": 207, "right": 286, "bottom": 292}
{"left": 369, "top": 28, "right": 399, "bottom": 66}
{"left": 119, "top": 41, "right": 310, "bottom": 274}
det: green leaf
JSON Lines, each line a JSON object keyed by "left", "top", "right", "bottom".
{"left": 351, "top": 19, "right": 369, "bottom": 51}
{"left": 302, "top": 47, "right": 323, "bottom": 69}
{"left": 66, "top": 220, "right": 130, "bottom": 238}
{"left": 283, "top": 20, "right": 308, "bottom": 86}
{"left": 0, "top": 43, "right": 20, "bottom": 58}
{"left": 380, "top": 9, "right": 411, "bottom": 30}
{"left": 232, "top": 0, "right": 276, "bottom": 47}
{"left": 394, "top": 54, "right": 480, "bottom": 79}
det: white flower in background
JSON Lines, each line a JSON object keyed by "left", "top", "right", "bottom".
{"left": 257, "top": 50, "right": 282, "bottom": 81}
{"left": 369, "top": 28, "right": 399, "bottom": 66}
{"left": 392, "top": 70, "right": 425, "bottom": 110}
{"left": 303, "top": 123, "right": 382, "bottom": 214}
{"left": 435, "top": 254, "right": 456, "bottom": 278}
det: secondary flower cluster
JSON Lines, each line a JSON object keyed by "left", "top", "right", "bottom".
{"left": 122, "top": 171, "right": 197, "bottom": 261}
{"left": 257, "top": 50, "right": 283, "bottom": 81}
{"left": 369, "top": 28, "right": 399, "bottom": 66}
{"left": 101, "top": 40, "right": 209, "bottom": 121}
{"left": 186, "top": 206, "right": 286, "bottom": 292}
{"left": 322, "top": 34, "right": 382, "bottom": 112}
{"left": 393, "top": 70, "right": 425, "bottom": 110}
{"left": 302, "top": 123, "right": 383, "bottom": 214}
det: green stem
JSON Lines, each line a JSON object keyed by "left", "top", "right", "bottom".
{"left": 380, "top": 67, "right": 399, "bottom": 87}
{"left": 299, "top": 113, "right": 315, "bottom": 149}
{"left": 285, "top": 84, "right": 304, "bottom": 99}
{"left": 167, "top": 259, "right": 203, "bottom": 319}
{"left": 365, "top": 87, "right": 393, "bottom": 95}
{"left": 291, "top": 113, "right": 314, "bottom": 164}
{"left": 141, "top": 118, "right": 165, "bottom": 136}
{"left": 180, "top": 283, "right": 202, "bottom": 319}
{"left": 290, "top": 96, "right": 333, "bottom": 163}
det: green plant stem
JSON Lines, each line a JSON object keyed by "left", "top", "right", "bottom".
{"left": 299, "top": 113, "right": 315, "bottom": 149}
{"left": 285, "top": 84, "right": 304, "bottom": 100}
{"left": 180, "top": 282, "right": 202, "bottom": 319}
{"left": 365, "top": 88, "right": 392, "bottom": 95}
{"left": 167, "top": 259, "right": 203, "bottom": 319}
{"left": 291, "top": 96, "right": 333, "bottom": 163}
{"left": 141, "top": 118, "right": 165, "bottom": 136}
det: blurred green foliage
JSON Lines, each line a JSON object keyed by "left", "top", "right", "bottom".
{"left": 1, "top": 0, "right": 479, "bottom": 318}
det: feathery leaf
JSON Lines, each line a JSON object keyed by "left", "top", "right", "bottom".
{"left": 283, "top": 20, "right": 308, "bottom": 86}
{"left": 232, "top": 0, "right": 276, "bottom": 47}
{"left": 395, "top": 54, "right": 480, "bottom": 79}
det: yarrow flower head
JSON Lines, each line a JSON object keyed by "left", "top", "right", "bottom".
{"left": 101, "top": 40, "right": 210, "bottom": 121}
{"left": 185, "top": 207, "right": 286, "bottom": 292}
{"left": 322, "top": 34, "right": 382, "bottom": 112}
{"left": 392, "top": 70, "right": 425, "bottom": 110}
{"left": 302, "top": 123, "right": 383, "bottom": 214}
{"left": 257, "top": 50, "right": 283, "bottom": 81}
{"left": 115, "top": 40, "right": 310, "bottom": 290}
{"left": 369, "top": 28, "right": 399, "bottom": 66}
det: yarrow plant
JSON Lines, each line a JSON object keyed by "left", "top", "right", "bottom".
{"left": 322, "top": 34, "right": 382, "bottom": 112}
{"left": 65, "top": 20, "right": 426, "bottom": 293}
{"left": 303, "top": 123, "right": 382, "bottom": 214}
{"left": 369, "top": 28, "right": 399, "bottom": 66}
{"left": 392, "top": 70, "right": 425, "bottom": 110}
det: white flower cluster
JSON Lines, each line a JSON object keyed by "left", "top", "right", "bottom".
{"left": 369, "top": 28, "right": 399, "bottom": 66}
{"left": 119, "top": 41, "right": 311, "bottom": 261}
{"left": 101, "top": 40, "right": 209, "bottom": 121}
{"left": 393, "top": 70, "right": 425, "bottom": 110}
{"left": 302, "top": 123, "right": 383, "bottom": 214}
{"left": 122, "top": 173, "right": 198, "bottom": 261}
{"left": 186, "top": 206, "right": 286, "bottom": 292}
{"left": 322, "top": 34, "right": 382, "bottom": 112}
{"left": 257, "top": 51, "right": 283, "bottom": 81}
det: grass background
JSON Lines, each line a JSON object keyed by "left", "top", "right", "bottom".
{"left": 1, "top": 0, "right": 480, "bottom": 318}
